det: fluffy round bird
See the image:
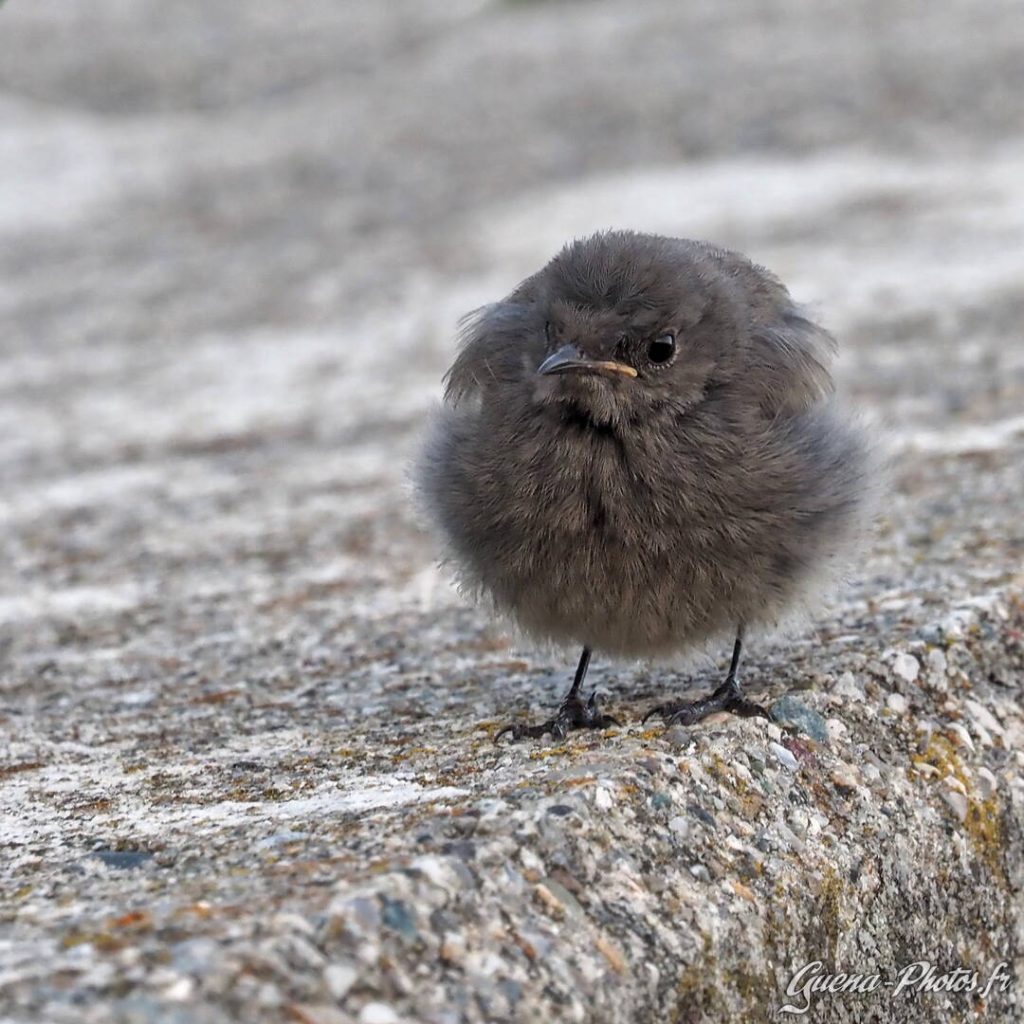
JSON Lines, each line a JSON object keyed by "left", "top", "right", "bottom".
{"left": 417, "top": 230, "right": 871, "bottom": 740}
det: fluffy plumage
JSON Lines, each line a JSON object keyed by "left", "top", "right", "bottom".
{"left": 418, "top": 231, "right": 869, "bottom": 669}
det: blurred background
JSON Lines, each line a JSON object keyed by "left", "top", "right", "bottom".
{"left": 1, "top": 0, "right": 1023, "bottom": 722}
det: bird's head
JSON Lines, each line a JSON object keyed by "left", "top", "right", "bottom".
{"left": 444, "top": 231, "right": 836, "bottom": 430}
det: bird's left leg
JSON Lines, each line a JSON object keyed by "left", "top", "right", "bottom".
{"left": 494, "top": 647, "right": 619, "bottom": 742}
{"left": 642, "top": 625, "right": 773, "bottom": 728}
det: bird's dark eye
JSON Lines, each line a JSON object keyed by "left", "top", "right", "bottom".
{"left": 646, "top": 333, "right": 676, "bottom": 365}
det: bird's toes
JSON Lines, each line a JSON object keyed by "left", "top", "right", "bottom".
{"left": 641, "top": 705, "right": 662, "bottom": 725}
{"left": 724, "top": 698, "right": 774, "bottom": 722}
{"left": 549, "top": 720, "right": 570, "bottom": 740}
{"left": 493, "top": 723, "right": 520, "bottom": 744}
{"left": 642, "top": 703, "right": 681, "bottom": 725}
{"left": 493, "top": 693, "right": 618, "bottom": 744}
{"left": 642, "top": 700, "right": 708, "bottom": 727}
{"left": 573, "top": 692, "right": 619, "bottom": 731}
{"left": 494, "top": 721, "right": 548, "bottom": 743}
{"left": 664, "top": 705, "right": 704, "bottom": 728}
{"left": 495, "top": 715, "right": 577, "bottom": 743}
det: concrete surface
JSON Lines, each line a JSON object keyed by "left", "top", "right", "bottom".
{"left": 1, "top": 2, "right": 1023, "bottom": 1022}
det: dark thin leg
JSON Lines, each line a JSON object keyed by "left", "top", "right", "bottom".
{"left": 566, "top": 646, "right": 591, "bottom": 700}
{"left": 495, "top": 646, "right": 618, "bottom": 743}
{"left": 726, "top": 626, "right": 744, "bottom": 682}
{"left": 642, "top": 624, "right": 774, "bottom": 728}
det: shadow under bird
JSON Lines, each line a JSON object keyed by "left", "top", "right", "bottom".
{"left": 417, "top": 230, "right": 870, "bottom": 741}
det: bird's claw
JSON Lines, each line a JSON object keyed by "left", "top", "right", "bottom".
{"left": 643, "top": 692, "right": 774, "bottom": 728}
{"left": 494, "top": 690, "right": 619, "bottom": 744}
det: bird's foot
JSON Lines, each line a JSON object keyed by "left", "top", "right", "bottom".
{"left": 642, "top": 679, "right": 773, "bottom": 729}
{"left": 494, "top": 690, "right": 619, "bottom": 743}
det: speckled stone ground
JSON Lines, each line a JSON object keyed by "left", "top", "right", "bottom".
{"left": 2, "top": 3, "right": 1024, "bottom": 1022}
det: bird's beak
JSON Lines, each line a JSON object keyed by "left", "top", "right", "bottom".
{"left": 537, "top": 344, "right": 638, "bottom": 379}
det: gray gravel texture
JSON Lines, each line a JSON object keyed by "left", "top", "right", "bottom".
{"left": 2, "top": 2, "right": 1024, "bottom": 1022}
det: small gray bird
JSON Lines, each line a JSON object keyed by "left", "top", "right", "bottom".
{"left": 417, "top": 230, "right": 869, "bottom": 741}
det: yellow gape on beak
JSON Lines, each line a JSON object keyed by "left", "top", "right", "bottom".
{"left": 589, "top": 360, "right": 638, "bottom": 378}
{"left": 537, "top": 344, "right": 638, "bottom": 379}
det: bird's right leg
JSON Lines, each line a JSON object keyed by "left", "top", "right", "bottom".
{"left": 642, "top": 625, "right": 774, "bottom": 728}
{"left": 494, "top": 646, "right": 619, "bottom": 742}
